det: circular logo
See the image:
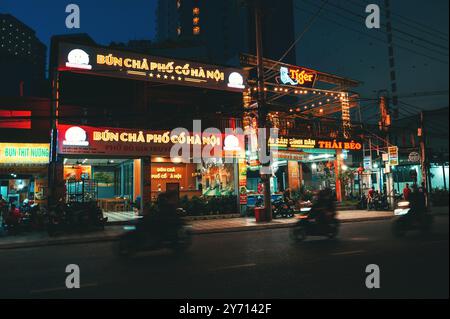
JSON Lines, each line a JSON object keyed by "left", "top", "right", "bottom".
{"left": 223, "top": 135, "right": 241, "bottom": 151}
{"left": 66, "top": 49, "right": 92, "bottom": 70}
{"left": 408, "top": 152, "right": 420, "bottom": 162}
{"left": 63, "top": 126, "right": 89, "bottom": 146}
{"left": 227, "top": 72, "right": 245, "bottom": 89}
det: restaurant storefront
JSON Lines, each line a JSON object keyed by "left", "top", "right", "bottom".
{"left": 0, "top": 143, "right": 50, "bottom": 207}
{"left": 244, "top": 136, "right": 362, "bottom": 206}
{"left": 48, "top": 39, "right": 248, "bottom": 217}
{"left": 56, "top": 124, "right": 243, "bottom": 220}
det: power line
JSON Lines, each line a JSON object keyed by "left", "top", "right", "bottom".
{"left": 352, "top": 0, "right": 449, "bottom": 40}
{"left": 298, "top": 0, "right": 449, "bottom": 58}
{"left": 264, "top": 0, "right": 330, "bottom": 79}
{"left": 294, "top": 3, "right": 449, "bottom": 65}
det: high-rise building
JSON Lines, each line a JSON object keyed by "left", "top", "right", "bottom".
{"left": 154, "top": 0, "right": 297, "bottom": 66}
{"left": 155, "top": 0, "right": 179, "bottom": 42}
{"left": 0, "top": 13, "right": 47, "bottom": 97}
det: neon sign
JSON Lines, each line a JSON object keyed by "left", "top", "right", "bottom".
{"left": 278, "top": 66, "right": 317, "bottom": 88}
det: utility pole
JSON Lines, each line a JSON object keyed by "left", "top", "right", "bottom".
{"left": 254, "top": 2, "right": 272, "bottom": 221}
{"left": 379, "top": 95, "right": 394, "bottom": 207}
{"left": 418, "top": 111, "right": 430, "bottom": 203}
{"left": 384, "top": 0, "right": 399, "bottom": 119}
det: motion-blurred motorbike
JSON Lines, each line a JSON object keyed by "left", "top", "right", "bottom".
{"left": 392, "top": 200, "right": 433, "bottom": 237}
{"left": 291, "top": 207, "right": 340, "bottom": 241}
{"left": 115, "top": 219, "right": 192, "bottom": 257}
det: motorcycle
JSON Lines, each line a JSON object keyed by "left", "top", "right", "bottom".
{"left": 392, "top": 200, "right": 433, "bottom": 237}
{"left": 47, "top": 201, "right": 107, "bottom": 236}
{"left": 115, "top": 219, "right": 192, "bottom": 257}
{"left": 291, "top": 207, "right": 340, "bottom": 241}
{"left": 272, "top": 198, "right": 295, "bottom": 219}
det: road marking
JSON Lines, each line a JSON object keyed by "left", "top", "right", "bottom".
{"left": 30, "top": 282, "right": 98, "bottom": 294}
{"left": 331, "top": 250, "right": 365, "bottom": 256}
{"left": 349, "top": 237, "right": 370, "bottom": 241}
{"left": 212, "top": 263, "right": 257, "bottom": 271}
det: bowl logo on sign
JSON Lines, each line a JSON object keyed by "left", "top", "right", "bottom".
{"left": 66, "top": 49, "right": 92, "bottom": 70}
{"left": 63, "top": 126, "right": 89, "bottom": 146}
{"left": 223, "top": 134, "right": 241, "bottom": 151}
{"left": 227, "top": 72, "right": 245, "bottom": 89}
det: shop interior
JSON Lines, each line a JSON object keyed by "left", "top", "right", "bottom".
{"left": 62, "top": 156, "right": 238, "bottom": 222}
{"left": 0, "top": 168, "right": 48, "bottom": 208}
{"left": 63, "top": 158, "right": 137, "bottom": 222}
{"left": 245, "top": 149, "right": 341, "bottom": 207}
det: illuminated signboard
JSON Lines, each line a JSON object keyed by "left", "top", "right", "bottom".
{"left": 57, "top": 124, "right": 243, "bottom": 159}
{"left": 388, "top": 146, "right": 399, "bottom": 166}
{"left": 268, "top": 137, "right": 362, "bottom": 151}
{"left": 58, "top": 42, "right": 247, "bottom": 92}
{"left": 278, "top": 66, "right": 317, "bottom": 88}
{"left": 0, "top": 143, "right": 50, "bottom": 164}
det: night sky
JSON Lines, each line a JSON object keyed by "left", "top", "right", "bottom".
{"left": 1, "top": 0, "right": 448, "bottom": 118}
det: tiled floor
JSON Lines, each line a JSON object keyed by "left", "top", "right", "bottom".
{"left": 104, "top": 211, "right": 142, "bottom": 223}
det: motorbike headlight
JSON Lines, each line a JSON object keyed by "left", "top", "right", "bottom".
{"left": 397, "top": 201, "right": 410, "bottom": 208}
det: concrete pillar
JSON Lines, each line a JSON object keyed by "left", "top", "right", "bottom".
{"left": 335, "top": 150, "right": 344, "bottom": 202}
{"left": 141, "top": 157, "right": 151, "bottom": 211}
{"left": 287, "top": 160, "right": 300, "bottom": 190}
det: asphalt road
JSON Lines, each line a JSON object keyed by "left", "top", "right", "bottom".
{"left": 0, "top": 216, "right": 448, "bottom": 299}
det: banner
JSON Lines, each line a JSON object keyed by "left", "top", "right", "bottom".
{"left": 0, "top": 143, "right": 50, "bottom": 164}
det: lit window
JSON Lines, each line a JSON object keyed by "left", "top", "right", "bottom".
{"left": 177, "top": 26, "right": 182, "bottom": 36}
{"left": 193, "top": 26, "right": 200, "bottom": 35}
{"left": 193, "top": 7, "right": 200, "bottom": 15}
{"left": 176, "top": 0, "right": 181, "bottom": 9}
{"left": 193, "top": 17, "right": 199, "bottom": 25}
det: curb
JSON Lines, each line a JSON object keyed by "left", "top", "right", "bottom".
{"left": 191, "top": 215, "right": 395, "bottom": 235}
{"left": 1, "top": 212, "right": 447, "bottom": 250}
{"left": 0, "top": 233, "right": 122, "bottom": 250}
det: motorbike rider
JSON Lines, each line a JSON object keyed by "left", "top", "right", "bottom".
{"left": 0, "top": 195, "right": 7, "bottom": 224}
{"left": 141, "top": 192, "right": 183, "bottom": 240}
{"left": 283, "top": 188, "right": 293, "bottom": 206}
{"left": 310, "top": 188, "right": 336, "bottom": 227}
{"left": 407, "top": 184, "right": 426, "bottom": 222}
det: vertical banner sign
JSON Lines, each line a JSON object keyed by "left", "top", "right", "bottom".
{"left": 388, "top": 146, "right": 399, "bottom": 166}
{"left": 363, "top": 156, "right": 372, "bottom": 170}
{"left": 238, "top": 159, "right": 248, "bottom": 205}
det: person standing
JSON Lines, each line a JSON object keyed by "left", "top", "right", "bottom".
{"left": 420, "top": 182, "right": 429, "bottom": 209}
{"left": 367, "top": 186, "right": 375, "bottom": 210}
{"left": 403, "top": 183, "right": 411, "bottom": 201}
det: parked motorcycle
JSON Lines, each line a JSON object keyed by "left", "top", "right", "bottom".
{"left": 392, "top": 200, "right": 433, "bottom": 237}
{"left": 272, "top": 198, "right": 295, "bottom": 219}
{"left": 115, "top": 220, "right": 192, "bottom": 257}
{"left": 291, "top": 207, "right": 340, "bottom": 241}
{"left": 47, "top": 201, "right": 107, "bottom": 236}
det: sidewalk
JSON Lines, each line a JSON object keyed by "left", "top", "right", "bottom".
{"left": 0, "top": 207, "right": 447, "bottom": 250}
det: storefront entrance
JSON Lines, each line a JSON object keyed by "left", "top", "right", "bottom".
{"left": 63, "top": 158, "right": 139, "bottom": 222}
